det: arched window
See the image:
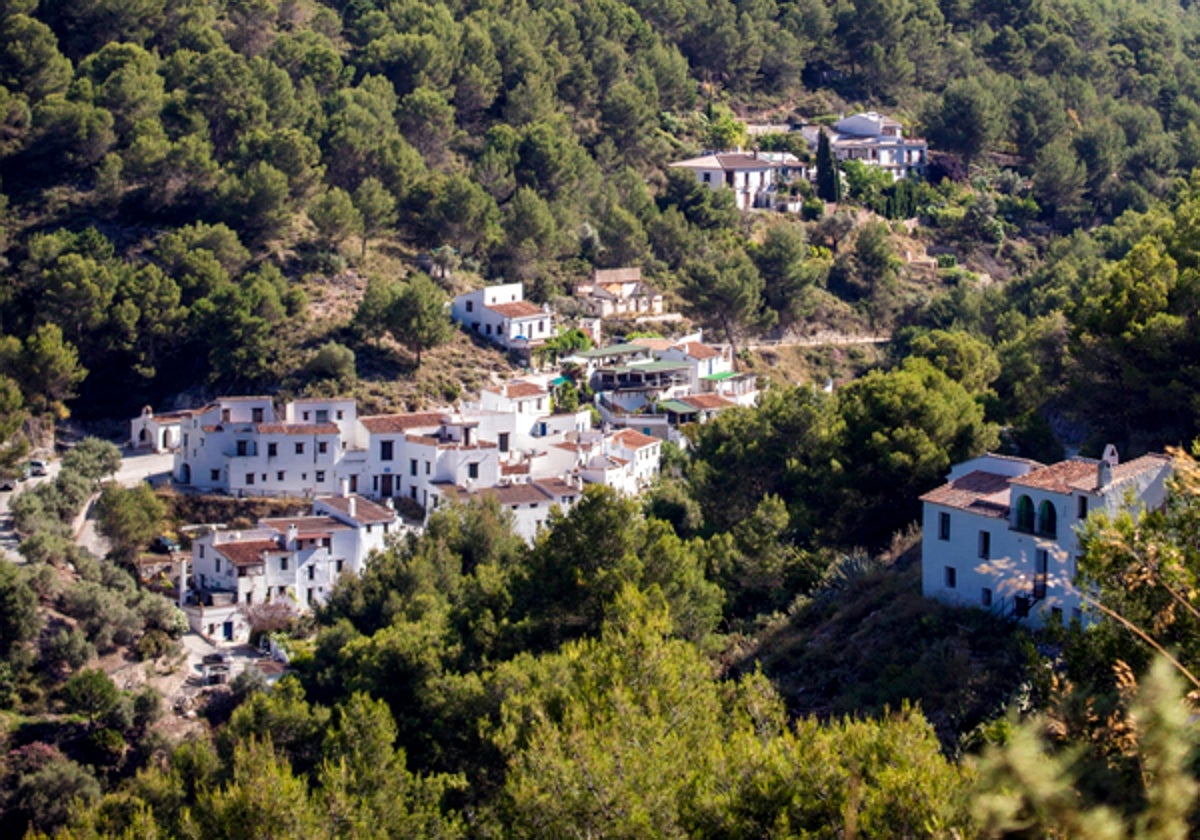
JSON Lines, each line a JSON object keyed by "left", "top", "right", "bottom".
{"left": 1015, "top": 495, "right": 1034, "bottom": 532}
{"left": 1038, "top": 500, "right": 1057, "bottom": 538}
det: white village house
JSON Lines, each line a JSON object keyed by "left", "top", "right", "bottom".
{"left": 668, "top": 151, "right": 792, "bottom": 211}
{"left": 574, "top": 268, "right": 664, "bottom": 319}
{"left": 160, "top": 382, "right": 659, "bottom": 542}
{"left": 450, "top": 282, "right": 554, "bottom": 352}
{"left": 184, "top": 492, "right": 400, "bottom": 643}
{"left": 920, "top": 448, "right": 1172, "bottom": 626}
{"left": 802, "top": 112, "right": 928, "bottom": 180}
{"left": 130, "top": 406, "right": 189, "bottom": 452}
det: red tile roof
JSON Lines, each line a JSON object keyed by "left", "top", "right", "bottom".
{"left": 920, "top": 470, "right": 1012, "bottom": 519}
{"left": 630, "top": 337, "right": 674, "bottom": 351}
{"left": 485, "top": 380, "right": 547, "bottom": 399}
{"left": 677, "top": 342, "right": 722, "bottom": 360}
{"left": 256, "top": 423, "right": 339, "bottom": 435}
{"left": 487, "top": 301, "right": 544, "bottom": 318}
{"left": 680, "top": 394, "right": 734, "bottom": 410}
{"left": 318, "top": 494, "right": 395, "bottom": 524}
{"left": 259, "top": 515, "right": 349, "bottom": 536}
{"left": 360, "top": 412, "right": 445, "bottom": 434}
{"left": 534, "top": 477, "right": 582, "bottom": 498}
{"left": 611, "top": 429, "right": 659, "bottom": 449}
{"left": 1011, "top": 460, "right": 1102, "bottom": 494}
{"left": 216, "top": 540, "right": 277, "bottom": 567}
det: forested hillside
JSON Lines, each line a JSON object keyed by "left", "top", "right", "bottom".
{"left": 1, "top": 0, "right": 1200, "bottom": 431}
{"left": 5, "top": 0, "right": 1200, "bottom": 836}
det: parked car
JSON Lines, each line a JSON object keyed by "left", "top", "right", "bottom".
{"left": 151, "top": 535, "right": 181, "bottom": 554}
{"left": 27, "top": 459, "right": 47, "bottom": 477}
{"left": 0, "top": 462, "right": 30, "bottom": 490}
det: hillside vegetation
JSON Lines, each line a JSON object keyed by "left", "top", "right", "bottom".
{"left": 3, "top": 0, "right": 1200, "bottom": 836}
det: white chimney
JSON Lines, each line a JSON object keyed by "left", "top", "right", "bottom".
{"left": 384, "top": 498, "right": 394, "bottom": 510}
{"left": 348, "top": 496, "right": 356, "bottom": 519}
{"left": 1102, "top": 444, "right": 1119, "bottom": 467}
{"left": 287, "top": 523, "right": 298, "bottom": 548}
{"left": 178, "top": 557, "right": 188, "bottom": 609}
{"left": 340, "top": 477, "right": 350, "bottom": 497}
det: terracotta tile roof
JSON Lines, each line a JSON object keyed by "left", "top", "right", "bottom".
{"left": 677, "top": 342, "right": 722, "bottom": 360}
{"left": 360, "top": 412, "right": 445, "bottom": 434}
{"left": 920, "top": 471, "right": 1012, "bottom": 519}
{"left": 216, "top": 395, "right": 275, "bottom": 402}
{"left": 1109, "top": 453, "right": 1172, "bottom": 483}
{"left": 318, "top": 494, "right": 395, "bottom": 524}
{"left": 1063, "top": 453, "right": 1172, "bottom": 492}
{"left": 481, "top": 483, "right": 552, "bottom": 505}
{"left": 630, "top": 337, "right": 674, "bottom": 351}
{"left": 433, "top": 482, "right": 552, "bottom": 506}
{"left": 534, "top": 477, "right": 582, "bottom": 497}
{"left": 485, "top": 380, "right": 547, "bottom": 399}
{"left": 487, "top": 301, "right": 543, "bottom": 318}
{"left": 680, "top": 394, "right": 735, "bottom": 411}
{"left": 259, "top": 515, "right": 349, "bottom": 536}
{"left": 256, "top": 423, "right": 339, "bottom": 435}
{"left": 501, "top": 462, "right": 531, "bottom": 475}
{"left": 216, "top": 540, "right": 277, "bottom": 567}
{"left": 554, "top": 442, "right": 595, "bottom": 453}
{"left": 611, "top": 429, "right": 659, "bottom": 449}
{"left": 1011, "top": 459, "right": 1101, "bottom": 494}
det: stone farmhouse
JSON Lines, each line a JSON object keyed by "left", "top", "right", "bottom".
{"left": 920, "top": 448, "right": 1171, "bottom": 626}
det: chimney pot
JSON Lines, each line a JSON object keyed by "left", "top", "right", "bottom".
{"left": 348, "top": 496, "right": 356, "bottom": 519}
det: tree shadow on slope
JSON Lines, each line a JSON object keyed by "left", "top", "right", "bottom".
{"left": 737, "top": 549, "right": 1041, "bottom": 755}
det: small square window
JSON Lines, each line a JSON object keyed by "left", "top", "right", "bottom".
{"left": 268, "top": 442, "right": 277, "bottom": 457}
{"left": 318, "top": 441, "right": 328, "bottom": 454}
{"left": 276, "top": 471, "right": 285, "bottom": 481}
{"left": 1077, "top": 496, "right": 1088, "bottom": 519}
{"left": 337, "top": 410, "right": 344, "bottom": 420}
{"left": 280, "top": 557, "right": 288, "bottom": 571}
{"left": 978, "top": 531, "right": 990, "bottom": 559}
{"left": 981, "top": 587, "right": 992, "bottom": 607}
{"left": 944, "top": 566, "right": 957, "bottom": 588}
{"left": 938, "top": 512, "right": 950, "bottom": 541}
{"left": 246, "top": 473, "right": 254, "bottom": 486}
{"left": 210, "top": 469, "right": 220, "bottom": 481}
{"left": 316, "top": 470, "right": 325, "bottom": 482}
{"left": 295, "top": 442, "right": 304, "bottom": 455}
{"left": 468, "top": 462, "right": 479, "bottom": 479}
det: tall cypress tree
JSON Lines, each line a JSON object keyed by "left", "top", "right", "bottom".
{"left": 815, "top": 129, "right": 841, "bottom": 203}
